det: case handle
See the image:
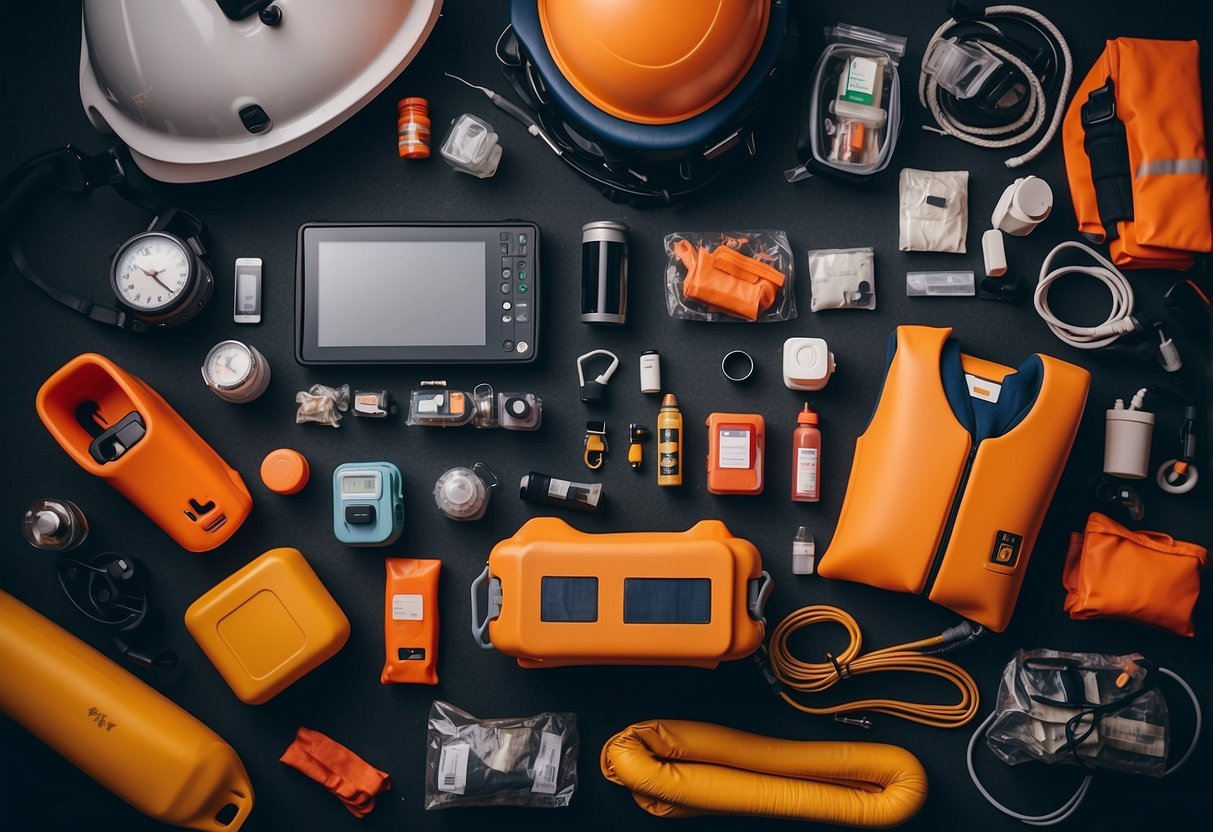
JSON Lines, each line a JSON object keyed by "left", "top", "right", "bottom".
{"left": 748, "top": 571, "right": 773, "bottom": 622}
{"left": 469, "top": 566, "right": 500, "bottom": 650}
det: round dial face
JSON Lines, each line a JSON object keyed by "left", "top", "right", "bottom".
{"left": 203, "top": 341, "right": 255, "bottom": 389}
{"left": 112, "top": 232, "right": 193, "bottom": 312}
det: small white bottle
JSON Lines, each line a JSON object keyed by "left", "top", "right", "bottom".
{"left": 22, "top": 499, "right": 89, "bottom": 551}
{"left": 792, "top": 526, "right": 816, "bottom": 575}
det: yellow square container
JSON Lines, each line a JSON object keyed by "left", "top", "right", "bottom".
{"left": 185, "top": 547, "right": 349, "bottom": 705}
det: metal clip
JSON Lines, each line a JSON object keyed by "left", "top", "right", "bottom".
{"left": 583, "top": 420, "right": 608, "bottom": 470}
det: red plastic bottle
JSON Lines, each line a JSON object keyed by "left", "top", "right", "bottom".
{"left": 791, "top": 403, "right": 821, "bottom": 502}
{"left": 397, "top": 97, "right": 431, "bottom": 159}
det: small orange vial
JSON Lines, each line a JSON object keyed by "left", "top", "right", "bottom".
{"left": 397, "top": 97, "right": 431, "bottom": 159}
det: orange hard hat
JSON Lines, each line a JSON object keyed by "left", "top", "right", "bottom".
{"left": 538, "top": 0, "right": 770, "bottom": 124}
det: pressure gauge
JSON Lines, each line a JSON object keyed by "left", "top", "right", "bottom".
{"left": 110, "top": 230, "right": 213, "bottom": 327}
{"left": 202, "top": 340, "right": 271, "bottom": 403}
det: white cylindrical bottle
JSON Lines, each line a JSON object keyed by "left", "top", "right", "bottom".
{"left": 792, "top": 526, "right": 815, "bottom": 575}
{"left": 1104, "top": 395, "right": 1155, "bottom": 480}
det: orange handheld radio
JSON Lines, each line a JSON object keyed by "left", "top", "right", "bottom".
{"left": 35, "top": 353, "right": 252, "bottom": 552}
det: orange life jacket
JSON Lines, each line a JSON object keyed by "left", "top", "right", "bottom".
{"left": 819, "top": 326, "right": 1090, "bottom": 632}
{"left": 1063, "top": 38, "right": 1212, "bottom": 270}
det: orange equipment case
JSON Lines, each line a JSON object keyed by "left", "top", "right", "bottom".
{"left": 35, "top": 353, "right": 252, "bottom": 552}
{"left": 471, "top": 517, "right": 771, "bottom": 668}
{"left": 185, "top": 547, "right": 350, "bottom": 704}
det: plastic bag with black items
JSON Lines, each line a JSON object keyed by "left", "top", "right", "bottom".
{"left": 424, "top": 700, "right": 578, "bottom": 809}
{"left": 789, "top": 24, "right": 906, "bottom": 183}
{"left": 664, "top": 230, "right": 796, "bottom": 322}
{"left": 987, "top": 649, "right": 1169, "bottom": 777}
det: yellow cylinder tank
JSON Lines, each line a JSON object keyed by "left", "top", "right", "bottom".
{"left": 0, "top": 590, "right": 254, "bottom": 830}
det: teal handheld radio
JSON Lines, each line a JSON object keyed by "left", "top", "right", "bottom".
{"left": 332, "top": 462, "right": 404, "bottom": 546}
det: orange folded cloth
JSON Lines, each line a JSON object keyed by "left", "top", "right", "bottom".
{"left": 280, "top": 727, "right": 391, "bottom": 818}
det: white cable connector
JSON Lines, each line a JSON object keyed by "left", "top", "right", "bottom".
{"left": 1034, "top": 242, "right": 1136, "bottom": 349}
{"left": 1157, "top": 330, "right": 1183, "bottom": 373}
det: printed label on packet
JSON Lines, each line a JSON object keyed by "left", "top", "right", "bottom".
{"left": 437, "top": 742, "right": 469, "bottom": 794}
{"left": 718, "top": 429, "right": 751, "bottom": 469}
{"left": 531, "top": 731, "right": 562, "bottom": 795}
{"left": 392, "top": 593, "right": 423, "bottom": 621}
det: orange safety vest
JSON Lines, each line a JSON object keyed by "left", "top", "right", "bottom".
{"left": 819, "top": 327, "right": 1090, "bottom": 633}
{"left": 1063, "top": 38, "right": 1212, "bottom": 270}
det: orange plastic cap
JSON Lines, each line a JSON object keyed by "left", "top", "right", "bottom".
{"left": 261, "top": 448, "right": 310, "bottom": 495}
{"left": 538, "top": 0, "right": 770, "bottom": 124}
{"left": 797, "top": 404, "right": 818, "bottom": 425}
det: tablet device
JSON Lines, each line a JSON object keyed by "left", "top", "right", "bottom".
{"left": 296, "top": 222, "right": 539, "bottom": 364}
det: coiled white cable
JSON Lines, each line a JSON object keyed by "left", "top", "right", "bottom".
{"left": 919, "top": 5, "right": 1072, "bottom": 167}
{"left": 967, "top": 666, "right": 1202, "bottom": 826}
{"left": 1034, "top": 241, "right": 1137, "bottom": 349}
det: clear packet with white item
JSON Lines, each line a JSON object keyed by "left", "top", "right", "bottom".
{"left": 809, "top": 247, "right": 875, "bottom": 310}
{"left": 899, "top": 168, "right": 969, "bottom": 253}
{"left": 425, "top": 699, "right": 578, "bottom": 809}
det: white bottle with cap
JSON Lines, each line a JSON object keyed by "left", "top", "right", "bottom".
{"left": 1104, "top": 390, "right": 1155, "bottom": 480}
{"left": 783, "top": 338, "right": 836, "bottom": 391}
{"left": 992, "top": 176, "right": 1053, "bottom": 236}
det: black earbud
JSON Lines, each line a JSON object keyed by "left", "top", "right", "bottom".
{"left": 115, "top": 637, "right": 178, "bottom": 669}
{"left": 980, "top": 277, "right": 1018, "bottom": 301}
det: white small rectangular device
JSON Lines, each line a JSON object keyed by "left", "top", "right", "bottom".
{"left": 233, "top": 257, "right": 262, "bottom": 324}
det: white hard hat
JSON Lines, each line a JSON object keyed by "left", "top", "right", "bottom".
{"left": 79, "top": 0, "right": 444, "bottom": 183}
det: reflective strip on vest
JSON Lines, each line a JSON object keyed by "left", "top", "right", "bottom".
{"left": 1137, "top": 158, "right": 1209, "bottom": 177}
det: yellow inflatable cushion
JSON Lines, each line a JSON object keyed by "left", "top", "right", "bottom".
{"left": 601, "top": 719, "right": 928, "bottom": 827}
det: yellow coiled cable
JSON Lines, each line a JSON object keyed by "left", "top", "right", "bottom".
{"left": 767, "top": 605, "right": 980, "bottom": 729}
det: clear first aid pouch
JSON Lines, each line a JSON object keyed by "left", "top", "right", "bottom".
{"left": 789, "top": 24, "right": 906, "bottom": 183}
{"left": 425, "top": 700, "right": 578, "bottom": 809}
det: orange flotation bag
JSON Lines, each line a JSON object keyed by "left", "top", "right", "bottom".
{"left": 1063, "top": 38, "right": 1212, "bottom": 270}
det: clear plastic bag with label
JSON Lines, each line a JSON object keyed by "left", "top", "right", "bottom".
{"left": 664, "top": 230, "right": 796, "bottom": 322}
{"left": 425, "top": 700, "right": 578, "bottom": 809}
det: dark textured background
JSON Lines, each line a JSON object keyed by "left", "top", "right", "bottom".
{"left": 1, "top": 2, "right": 1210, "bottom": 830}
